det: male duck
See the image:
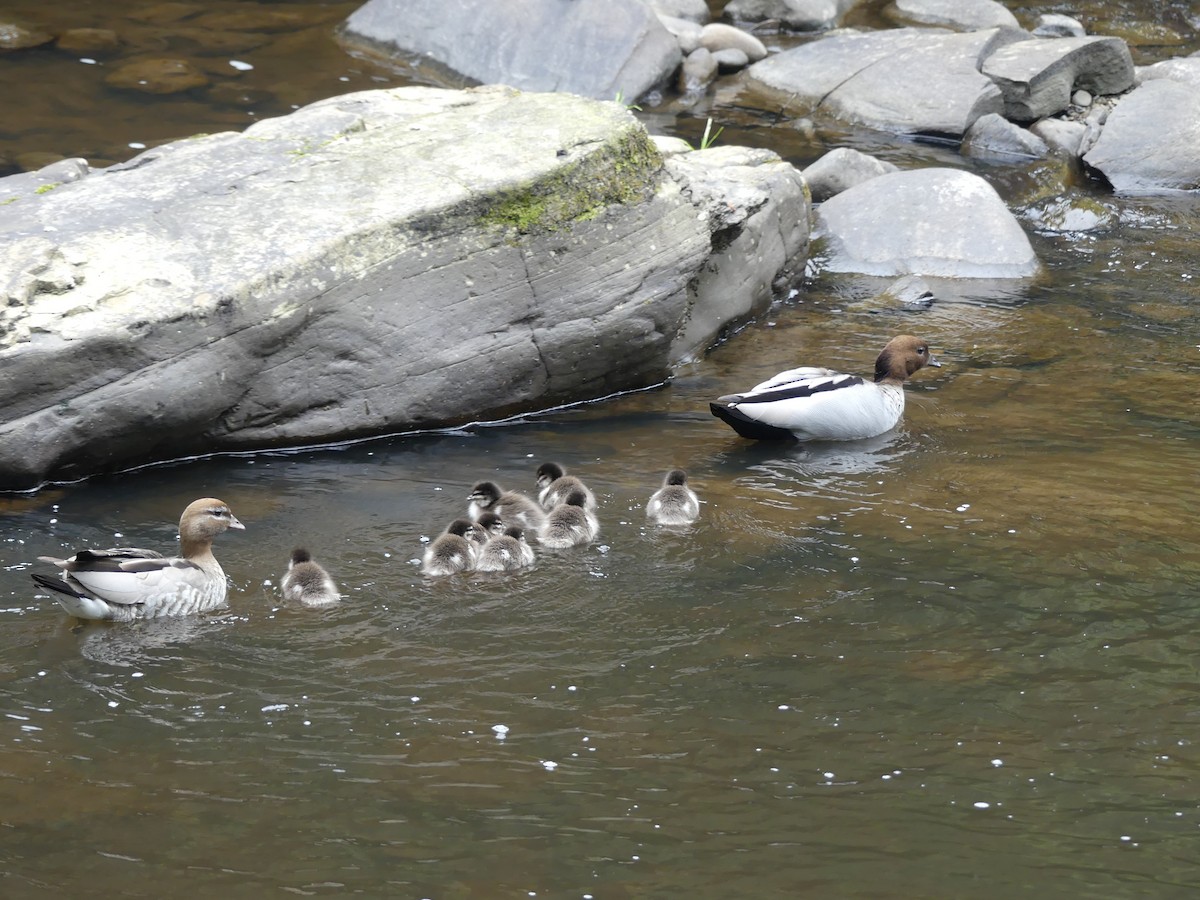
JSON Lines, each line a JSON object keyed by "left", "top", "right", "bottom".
{"left": 281, "top": 548, "right": 341, "bottom": 607}
{"left": 31, "top": 497, "right": 244, "bottom": 622}
{"left": 535, "top": 462, "right": 597, "bottom": 512}
{"left": 475, "top": 525, "right": 536, "bottom": 572}
{"left": 539, "top": 489, "right": 600, "bottom": 549}
{"left": 468, "top": 481, "right": 546, "bottom": 531}
{"left": 422, "top": 518, "right": 482, "bottom": 577}
{"left": 647, "top": 469, "right": 701, "bottom": 525}
{"left": 710, "top": 335, "right": 941, "bottom": 441}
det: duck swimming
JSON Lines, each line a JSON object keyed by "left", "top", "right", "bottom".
{"left": 646, "top": 469, "right": 701, "bottom": 525}
{"left": 31, "top": 497, "right": 244, "bottom": 622}
{"left": 709, "top": 335, "right": 941, "bottom": 441}
{"left": 539, "top": 489, "right": 600, "bottom": 548}
{"left": 281, "top": 548, "right": 341, "bottom": 607}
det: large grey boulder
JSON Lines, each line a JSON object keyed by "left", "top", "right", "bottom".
{"left": 980, "top": 35, "right": 1135, "bottom": 121}
{"left": 0, "top": 86, "right": 809, "bottom": 490}
{"left": 1082, "top": 79, "right": 1200, "bottom": 191}
{"left": 744, "top": 28, "right": 1020, "bottom": 137}
{"left": 724, "top": 0, "right": 860, "bottom": 31}
{"left": 814, "top": 168, "right": 1039, "bottom": 277}
{"left": 338, "top": 0, "right": 681, "bottom": 102}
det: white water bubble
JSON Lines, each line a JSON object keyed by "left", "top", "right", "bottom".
{"left": 229, "top": 59, "right": 254, "bottom": 71}
{"left": 973, "top": 801, "right": 990, "bottom": 809}
{"left": 541, "top": 760, "right": 557, "bottom": 771}
{"left": 261, "top": 703, "right": 288, "bottom": 713}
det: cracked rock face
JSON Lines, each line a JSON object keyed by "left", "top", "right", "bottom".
{"left": 0, "top": 86, "right": 809, "bottom": 489}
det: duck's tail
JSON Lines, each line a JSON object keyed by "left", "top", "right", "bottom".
{"left": 709, "top": 402, "right": 796, "bottom": 441}
{"left": 30, "top": 573, "right": 115, "bottom": 620}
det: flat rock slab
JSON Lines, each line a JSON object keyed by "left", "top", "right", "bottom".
{"left": 814, "top": 167, "right": 1040, "bottom": 277}
{"left": 744, "top": 28, "right": 1018, "bottom": 136}
{"left": 0, "top": 86, "right": 808, "bottom": 489}
{"left": 339, "top": 0, "right": 680, "bottom": 101}
{"left": 1083, "top": 79, "right": 1200, "bottom": 191}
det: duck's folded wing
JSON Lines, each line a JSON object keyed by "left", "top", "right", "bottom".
{"left": 39, "top": 547, "right": 166, "bottom": 570}
{"left": 721, "top": 373, "right": 864, "bottom": 405}
{"left": 68, "top": 558, "right": 204, "bottom": 607}
{"left": 749, "top": 367, "right": 842, "bottom": 393}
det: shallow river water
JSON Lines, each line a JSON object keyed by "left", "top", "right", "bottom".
{"left": 2, "top": 1, "right": 1200, "bottom": 897}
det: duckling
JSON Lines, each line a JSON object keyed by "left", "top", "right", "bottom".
{"left": 281, "top": 548, "right": 341, "bottom": 607}
{"left": 421, "top": 518, "right": 481, "bottom": 577}
{"left": 646, "top": 469, "right": 701, "bottom": 525}
{"left": 31, "top": 498, "right": 245, "bottom": 622}
{"left": 535, "top": 461, "right": 597, "bottom": 511}
{"left": 475, "top": 525, "right": 536, "bottom": 572}
{"left": 467, "top": 481, "right": 546, "bottom": 531}
{"left": 474, "top": 511, "right": 506, "bottom": 539}
{"left": 710, "top": 335, "right": 941, "bottom": 441}
{"left": 539, "top": 489, "right": 601, "bottom": 548}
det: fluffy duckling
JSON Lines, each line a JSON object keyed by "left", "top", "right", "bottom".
{"left": 539, "top": 489, "right": 600, "bottom": 548}
{"left": 31, "top": 498, "right": 244, "bottom": 622}
{"left": 421, "top": 518, "right": 482, "bottom": 577}
{"left": 281, "top": 548, "right": 341, "bottom": 607}
{"left": 475, "top": 525, "right": 536, "bottom": 572}
{"left": 474, "top": 511, "right": 506, "bottom": 539}
{"left": 467, "top": 481, "right": 546, "bottom": 531}
{"left": 535, "top": 461, "right": 597, "bottom": 512}
{"left": 710, "top": 335, "right": 941, "bottom": 441}
{"left": 646, "top": 469, "right": 701, "bottom": 525}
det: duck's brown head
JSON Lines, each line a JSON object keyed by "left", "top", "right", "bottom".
{"left": 874, "top": 335, "right": 940, "bottom": 383}
{"left": 179, "top": 498, "right": 244, "bottom": 554}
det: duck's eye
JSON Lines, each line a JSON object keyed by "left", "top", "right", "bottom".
{"left": 918, "top": 346, "right": 927, "bottom": 354}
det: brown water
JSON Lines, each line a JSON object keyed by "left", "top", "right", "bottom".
{"left": 3, "top": 2, "right": 1200, "bottom": 897}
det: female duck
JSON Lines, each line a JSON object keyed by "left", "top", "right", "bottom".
{"left": 476, "top": 525, "right": 536, "bottom": 572}
{"left": 539, "top": 489, "right": 600, "bottom": 548}
{"left": 647, "top": 470, "right": 701, "bottom": 525}
{"left": 468, "top": 481, "right": 546, "bottom": 531}
{"left": 281, "top": 548, "right": 341, "bottom": 607}
{"left": 535, "top": 462, "right": 597, "bottom": 512}
{"left": 31, "top": 497, "right": 244, "bottom": 622}
{"left": 422, "top": 518, "right": 482, "bottom": 577}
{"left": 709, "top": 335, "right": 940, "bottom": 441}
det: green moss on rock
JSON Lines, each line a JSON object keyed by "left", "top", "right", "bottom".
{"left": 479, "top": 126, "right": 663, "bottom": 234}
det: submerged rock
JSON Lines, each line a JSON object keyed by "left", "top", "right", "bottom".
{"left": 885, "top": 0, "right": 1018, "bottom": 32}
{"left": 0, "top": 86, "right": 808, "bottom": 489}
{"left": 814, "top": 168, "right": 1039, "bottom": 278}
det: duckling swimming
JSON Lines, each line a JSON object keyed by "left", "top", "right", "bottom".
{"left": 475, "top": 525, "right": 536, "bottom": 572}
{"left": 539, "top": 489, "right": 601, "bottom": 548}
{"left": 468, "top": 481, "right": 546, "bottom": 531}
{"left": 647, "top": 469, "right": 701, "bottom": 525}
{"left": 535, "top": 461, "right": 597, "bottom": 512}
{"left": 421, "top": 518, "right": 481, "bottom": 577}
{"left": 282, "top": 548, "right": 341, "bottom": 607}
